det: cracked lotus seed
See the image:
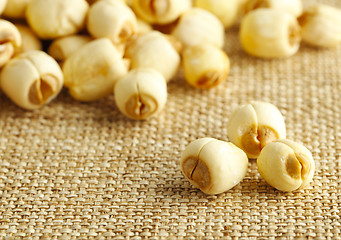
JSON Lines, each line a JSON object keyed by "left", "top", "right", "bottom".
{"left": 114, "top": 68, "right": 167, "bottom": 120}
{"left": 180, "top": 138, "right": 248, "bottom": 195}
{"left": 0, "top": 50, "right": 63, "bottom": 110}
{"left": 257, "top": 139, "right": 315, "bottom": 192}
{"left": 227, "top": 101, "right": 286, "bottom": 159}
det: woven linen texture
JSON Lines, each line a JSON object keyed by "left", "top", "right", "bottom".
{"left": 0, "top": 0, "right": 341, "bottom": 238}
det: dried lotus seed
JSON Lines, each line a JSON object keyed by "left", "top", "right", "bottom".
{"left": 26, "top": 0, "right": 89, "bottom": 39}
{"left": 180, "top": 138, "right": 248, "bottom": 195}
{"left": 257, "top": 139, "right": 315, "bottom": 192}
{"left": 298, "top": 4, "right": 341, "bottom": 48}
{"left": 87, "top": 0, "right": 137, "bottom": 47}
{"left": 63, "top": 38, "right": 127, "bottom": 102}
{"left": 48, "top": 35, "right": 92, "bottom": 63}
{"left": 240, "top": 8, "right": 301, "bottom": 58}
{"left": 227, "top": 101, "right": 286, "bottom": 159}
{"left": 182, "top": 44, "right": 230, "bottom": 89}
{"left": 171, "top": 8, "right": 225, "bottom": 49}
{"left": 125, "top": 31, "right": 180, "bottom": 82}
{"left": 0, "top": 50, "right": 63, "bottom": 110}
{"left": 114, "top": 68, "right": 167, "bottom": 120}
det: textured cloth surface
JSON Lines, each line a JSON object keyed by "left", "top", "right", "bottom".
{"left": 1, "top": 0, "right": 341, "bottom": 238}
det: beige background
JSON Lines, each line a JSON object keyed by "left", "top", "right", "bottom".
{"left": 1, "top": 0, "right": 341, "bottom": 238}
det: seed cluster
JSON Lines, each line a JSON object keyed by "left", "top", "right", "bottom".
{"left": 182, "top": 101, "right": 315, "bottom": 194}
{"left": 0, "top": 0, "right": 340, "bottom": 119}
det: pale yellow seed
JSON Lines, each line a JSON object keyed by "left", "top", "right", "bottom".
{"left": 26, "top": 0, "right": 89, "bottom": 39}
{"left": 87, "top": 0, "right": 137, "bottom": 46}
{"left": 257, "top": 139, "right": 315, "bottom": 192}
{"left": 63, "top": 38, "right": 127, "bottom": 102}
{"left": 180, "top": 138, "right": 248, "bottom": 195}
{"left": 114, "top": 68, "right": 167, "bottom": 120}
{"left": 125, "top": 31, "right": 180, "bottom": 82}
{"left": 227, "top": 101, "right": 286, "bottom": 159}
{"left": 182, "top": 44, "right": 230, "bottom": 89}
{"left": 298, "top": 4, "right": 341, "bottom": 48}
{"left": 171, "top": 8, "right": 225, "bottom": 49}
{"left": 48, "top": 35, "right": 92, "bottom": 63}
{"left": 240, "top": 8, "right": 301, "bottom": 58}
{"left": 0, "top": 50, "right": 64, "bottom": 110}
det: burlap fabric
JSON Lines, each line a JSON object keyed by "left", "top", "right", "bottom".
{"left": 1, "top": 0, "right": 341, "bottom": 238}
